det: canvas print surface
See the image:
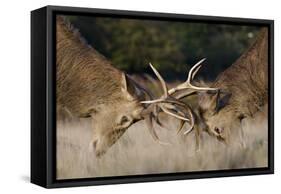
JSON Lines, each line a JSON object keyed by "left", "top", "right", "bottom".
{"left": 56, "top": 14, "right": 269, "bottom": 180}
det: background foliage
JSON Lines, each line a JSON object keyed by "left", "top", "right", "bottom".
{"left": 66, "top": 15, "right": 260, "bottom": 81}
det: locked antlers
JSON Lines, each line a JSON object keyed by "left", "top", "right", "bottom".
{"left": 141, "top": 59, "right": 217, "bottom": 145}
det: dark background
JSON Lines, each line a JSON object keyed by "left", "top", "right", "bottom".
{"left": 65, "top": 15, "right": 260, "bottom": 81}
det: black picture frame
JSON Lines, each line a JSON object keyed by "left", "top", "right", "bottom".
{"left": 31, "top": 5, "right": 274, "bottom": 188}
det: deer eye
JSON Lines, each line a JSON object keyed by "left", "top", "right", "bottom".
{"left": 118, "top": 115, "right": 132, "bottom": 127}
{"left": 120, "top": 116, "right": 129, "bottom": 124}
{"left": 198, "top": 107, "right": 205, "bottom": 115}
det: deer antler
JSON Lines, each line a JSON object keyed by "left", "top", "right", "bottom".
{"left": 141, "top": 59, "right": 217, "bottom": 139}
{"left": 168, "top": 58, "right": 217, "bottom": 95}
{"left": 141, "top": 58, "right": 217, "bottom": 105}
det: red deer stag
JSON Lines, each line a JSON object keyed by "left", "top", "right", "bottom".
{"left": 195, "top": 28, "right": 268, "bottom": 146}
{"left": 56, "top": 16, "right": 216, "bottom": 156}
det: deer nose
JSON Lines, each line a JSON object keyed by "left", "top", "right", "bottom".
{"left": 92, "top": 140, "right": 98, "bottom": 150}
{"left": 89, "top": 139, "right": 98, "bottom": 153}
{"left": 215, "top": 127, "right": 224, "bottom": 134}
{"left": 90, "top": 139, "right": 106, "bottom": 157}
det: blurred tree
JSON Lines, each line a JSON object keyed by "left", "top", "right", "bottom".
{"left": 66, "top": 15, "right": 260, "bottom": 81}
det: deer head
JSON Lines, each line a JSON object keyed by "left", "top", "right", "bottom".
{"left": 197, "top": 89, "right": 234, "bottom": 143}
{"left": 195, "top": 28, "right": 269, "bottom": 145}
{"left": 90, "top": 73, "right": 146, "bottom": 157}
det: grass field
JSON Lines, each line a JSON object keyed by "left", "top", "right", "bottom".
{"left": 56, "top": 106, "right": 268, "bottom": 180}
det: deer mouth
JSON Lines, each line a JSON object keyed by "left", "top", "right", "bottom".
{"left": 91, "top": 139, "right": 106, "bottom": 157}
{"left": 92, "top": 128, "right": 128, "bottom": 157}
{"left": 212, "top": 127, "right": 225, "bottom": 141}
{"left": 217, "top": 135, "right": 225, "bottom": 142}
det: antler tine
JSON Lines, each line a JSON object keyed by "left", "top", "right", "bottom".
{"left": 176, "top": 120, "right": 185, "bottom": 134}
{"left": 174, "top": 90, "right": 196, "bottom": 100}
{"left": 187, "top": 58, "right": 206, "bottom": 83}
{"left": 185, "top": 59, "right": 218, "bottom": 91}
{"left": 141, "top": 98, "right": 165, "bottom": 104}
{"left": 153, "top": 106, "right": 165, "bottom": 127}
{"left": 167, "top": 58, "right": 217, "bottom": 96}
{"left": 160, "top": 105, "right": 190, "bottom": 121}
{"left": 184, "top": 108, "right": 195, "bottom": 135}
{"left": 144, "top": 112, "right": 171, "bottom": 145}
{"left": 149, "top": 63, "right": 168, "bottom": 98}
{"left": 184, "top": 126, "right": 193, "bottom": 135}
{"left": 141, "top": 63, "right": 169, "bottom": 104}
{"left": 191, "top": 62, "right": 203, "bottom": 81}
{"left": 182, "top": 58, "right": 218, "bottom": 91}
{"left": 170, "top": 103, "right": 195, "bottom": 135}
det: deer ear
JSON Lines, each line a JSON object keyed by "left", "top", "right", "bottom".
{"left": 198, "top": 89, "right": 231, "bottom": 113}
{"left": 207, "top": 90, "right": 220, "bottom": 112}
{"left": 215, "top": 91, "right": 232, "bottom": 112}
{"left": 121, "top": 73, "right": 136, "bottom": 101}
{"left": 198, "top": 90, "right": 217, "bottom": 111}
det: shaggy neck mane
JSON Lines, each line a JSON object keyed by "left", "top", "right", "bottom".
{"left": 56, "top": 16, "right": 114, "bottom": 70}
{"left": 213, "top": 28, "right": 268, "bottom": 87}
{"left": 212, "top": 28, "right": 268, "bottom": 117}
{"left": 56, "top": 16, "right": 123, "bottom": 116}
{"left": 57, "top": 16, "right": 89, "bottom": 48}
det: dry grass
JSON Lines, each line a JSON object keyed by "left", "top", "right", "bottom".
{"left": 56, "top": 108, "right": 268, "bottom": 180}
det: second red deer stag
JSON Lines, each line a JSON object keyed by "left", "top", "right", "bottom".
{"left": 196, "top": 28, "right": 268, "bottom": 145}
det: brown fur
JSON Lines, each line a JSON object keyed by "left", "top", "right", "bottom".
{"left": 56, "top": 16, "right": 144, "bottom": 156}
{"left": 198, "top": 28, "right": 268, "bottom": 142}
{"left": 56, "top": 16, "right": 124, "bottom": 117}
